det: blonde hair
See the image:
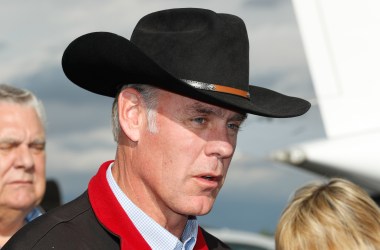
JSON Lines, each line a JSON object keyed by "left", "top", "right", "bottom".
{"left": 275, "top": 178, "right": 380, "bottom": 250}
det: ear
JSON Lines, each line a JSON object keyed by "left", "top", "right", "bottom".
{"left": 118, "top": 88, "right": 144, "bottom": 142}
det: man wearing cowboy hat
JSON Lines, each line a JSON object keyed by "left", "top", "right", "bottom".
{"left": 4, "top": 8, "right": 310, "bottom": 250}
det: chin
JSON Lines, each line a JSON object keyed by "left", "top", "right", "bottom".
{"left": 187, "top": 203, "right": 214, "bottom": 216}
{"left": 11, "top": 194, "right": 37, "bottom": 209}
{"left": 194, "top": 209, "right": 212, "bottom": 216}
{"left": 9, "top": 201, "right": 34, "bottom": 211}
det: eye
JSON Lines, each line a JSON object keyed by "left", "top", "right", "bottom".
{"left": 192, "top": 117, "right": 207, "bottom": 124}
{"left": 0, "top": 143, "right": 13, "bottom": 151}
{"left": 227, "top": 122, "right": 242, "bottom": 132}
{"left": 30, "top": 142, "right": 46, "bottom": 153}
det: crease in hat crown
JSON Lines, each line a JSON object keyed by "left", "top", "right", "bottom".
{"left": 129, "top": 8, "right": 251, "bottom": 96}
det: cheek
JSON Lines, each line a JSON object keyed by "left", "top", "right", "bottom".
{"left": 34, "top": 162, "right": 46, "bottom": 181}
{"left": 36, "top": 180, "right": 46, "bottom": 201}
{"left": 0, "top": 181, "right": 5, "bottom": 201}
{"left": 224, "top": 157, "right": 233, "bottom": 170}
{"left": 0, "top": 162, "right": 15, "bottom": 192}
{"left": 0, "top": 153, "right": 15, "bottom": 177}
{"left": 155, "top": 128, "right": 201, "bottom": 161}
{"left": 33, "top": 152, "right": 45, "bottom": 170}
{"left": 33, "top": 156, "right": 46, "bottom": 192}
{"left": 164, "top": 124, "right": 203, "bottom": 151}
{"left": 159, "top": 139, "right": 201, "bottom": 176}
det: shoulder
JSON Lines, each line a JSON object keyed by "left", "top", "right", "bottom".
{"left": 201, "top": 227, "right": 231, "bottom": 250}
{"left": 3, "top": 191, "right": 119, "bottom": 249}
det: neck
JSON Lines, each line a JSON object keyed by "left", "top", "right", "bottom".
{"left": 0, "top": 207, "right": 27, "bottom": 247}
{"left": 113, "top": 148, "right": 188, "bottom": 238}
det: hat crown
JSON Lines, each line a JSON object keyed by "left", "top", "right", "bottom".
{"left": 130, "top": 8, "right": 250, "bottom": 92}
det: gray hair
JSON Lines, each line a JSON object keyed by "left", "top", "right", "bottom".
{"left": 112, "top": 84, "right": 159, "bottom": 142}
{"left": 0, "top": 84, "right": 46, "bottom": 127}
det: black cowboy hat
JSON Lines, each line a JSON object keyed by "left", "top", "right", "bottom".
{"left": 62, "top": 8, "right": 310, "bottom": 117}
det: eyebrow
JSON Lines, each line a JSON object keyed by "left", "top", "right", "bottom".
{"left": 232, "top": 113, "right": 248, "bottom": 122}
{"left": 185, "top": 102, "right": 248, "bottom": 122}
{"left": 0, "top": 137, "right": 19, "bottom": 144}
{"left": 30, "top": 138, "right": 46, "bottom": 145}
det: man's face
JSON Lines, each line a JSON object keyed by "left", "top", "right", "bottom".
{"left": 0, "top": 103, "right": 46, "bottom": 213}
{"left": 136, "top": 90, "right": 246, "bottom": 217}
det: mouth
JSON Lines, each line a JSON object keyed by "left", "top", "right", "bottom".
{"left": 195, "top": 174, "right": 222, "bottom": 188}
{"left": 9, "top": 180, "right": 33, "bottom": 185}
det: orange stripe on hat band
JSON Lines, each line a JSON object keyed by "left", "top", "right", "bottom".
{"left": 182, "top": 79, "right": 250, "bottom": 99}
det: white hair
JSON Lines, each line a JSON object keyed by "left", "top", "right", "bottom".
{"left": 0, "top": 83, "right": 46, "bottom": 127}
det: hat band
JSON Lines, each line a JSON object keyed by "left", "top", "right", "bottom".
{"left": 182, "top": 79, "right": 250, "bottom": 99}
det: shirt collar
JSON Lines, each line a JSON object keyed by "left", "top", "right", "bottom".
{"left": 25, "top": 206, "right": 44, "bottom": 223}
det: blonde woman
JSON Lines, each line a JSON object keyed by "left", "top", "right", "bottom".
{"left": 275, "top": 178, "right": 380, "bottom": 250}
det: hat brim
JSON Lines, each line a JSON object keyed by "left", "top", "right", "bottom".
{"left": 62, "top": 32, "right": 310, "bottom": 118}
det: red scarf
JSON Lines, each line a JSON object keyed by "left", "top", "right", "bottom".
{"left": 88, "top": 161, "right": 209, "bottom": 250}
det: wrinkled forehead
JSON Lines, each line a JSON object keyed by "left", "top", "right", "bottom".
{"left": 0, "top": 103, "right": 45, "bottom": 134}
{"left": 0, "top": 101, "right": 43, "bottom": 119}
{"left": 0, "top": 102, "right": 38, "bottom": 117}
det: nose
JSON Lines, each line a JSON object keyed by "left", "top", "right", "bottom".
{"left": 204, "top": 127, "right": 235, "bottom": 159}
{"left": 14, "top": 145, "right": 34, "bottom": 170}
